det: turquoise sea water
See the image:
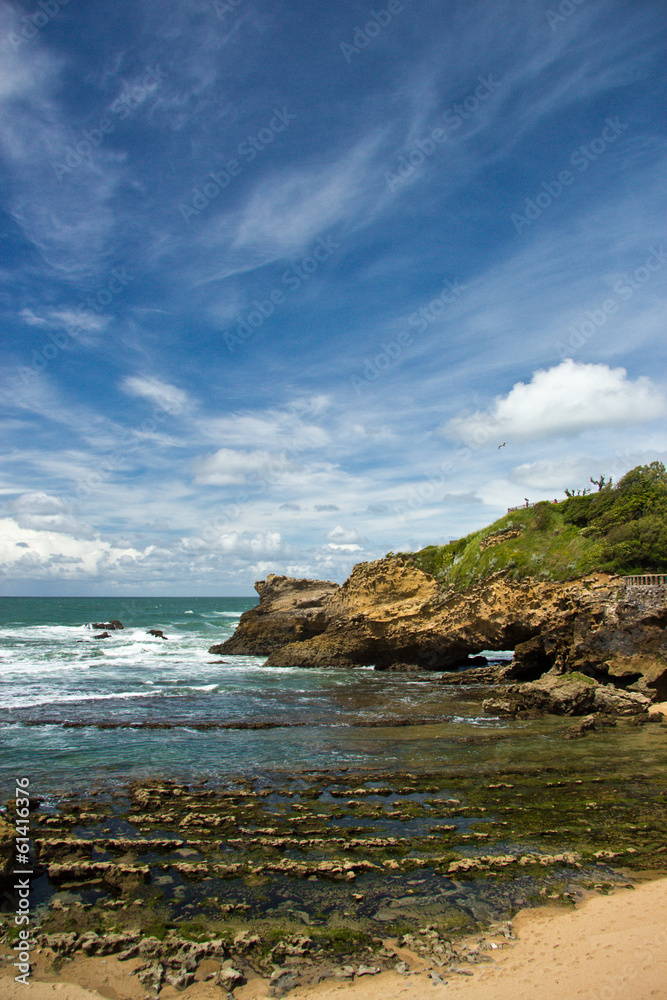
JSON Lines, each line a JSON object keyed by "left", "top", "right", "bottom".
{"left": 1, "top": 596, "right": 665, "bottom": 798}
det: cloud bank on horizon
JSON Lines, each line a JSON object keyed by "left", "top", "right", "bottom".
{"left": 1, "top": 0, "right": 666, "bottom": 594}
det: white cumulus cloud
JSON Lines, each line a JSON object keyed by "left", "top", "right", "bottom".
{"left": 444, "top": 360, "right": 667, "bottom": 445}
{"left": 326, "top": 524, "right": 359, "bottom": 544}
{"left": 0, "top": 517, "right": 149, "bottom": 579}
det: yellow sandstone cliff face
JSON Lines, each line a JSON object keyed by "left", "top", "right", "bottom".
{"left": 209, "top": 558, "right": 667, "bottom": 699}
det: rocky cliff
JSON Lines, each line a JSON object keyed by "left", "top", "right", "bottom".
{"left": 209, "top": 575, "right": 340, "bottom": 656}
{"left": 210, "top": 558, "right": 667, "bottom": 701}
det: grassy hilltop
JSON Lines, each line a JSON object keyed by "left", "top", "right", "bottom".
{"left": 404, "top": 462, "right": 667, "bottom": 590}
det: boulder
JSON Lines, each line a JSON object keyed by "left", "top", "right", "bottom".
{"left": 91, "top": 620, "right": 123, "bottom": 630}
{"left": 565, "top": 714, "right": 603, "bottom": 738}
{"left": 137, "top": 963, "right": 164, "bottom": 991}
{"left": 217, "top": 966, "right": 244, "bottom": 988}
{"left": 483, "top": 670, "right": 651, "bottom": 717}
{"left": 481, "top": 697, "right": 517, "bottom": 717}
{"left": 165, "top": 969, "right": 195, "bottom": 990}
{"left": 41, "top": 933, "right": 78, "bottom": 956}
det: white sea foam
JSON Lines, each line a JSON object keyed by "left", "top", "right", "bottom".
{"left": 450, "top": 715, "right": 497, "bottom": 725}
{"left": 0, "top": 690, "right": 156, "bottom": 710}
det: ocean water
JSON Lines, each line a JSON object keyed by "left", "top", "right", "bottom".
{"left": 1, "top": 597, "right": 664, "bottom": 797}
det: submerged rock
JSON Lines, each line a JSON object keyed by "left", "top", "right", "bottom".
{"left": 564, "top": 714, "right": 607, "bottom": 738}
{"left": 437, "top": 664, "right": 513, "bottom": 685}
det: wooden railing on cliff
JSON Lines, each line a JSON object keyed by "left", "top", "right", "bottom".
{"left": 507, "top": 499, "right": 564, "bottom": 512}
{"left": 621, "top": 574, "right": 667, "bottom": 587}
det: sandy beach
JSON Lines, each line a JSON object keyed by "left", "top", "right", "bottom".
{"left": 3, "top": 876, "right": 666, "bottom": 1000}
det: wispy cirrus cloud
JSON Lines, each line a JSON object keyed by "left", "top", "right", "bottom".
{"left": 192, "top": 447, "right": 290, "bottom": 486}
{"left": 122, "top": 376, "right": 192, "bottom": 416}
{"left": 0, "top": 10, "right": 123, "bottom": 283}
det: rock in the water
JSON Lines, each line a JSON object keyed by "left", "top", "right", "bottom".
{"left": 147, "top": 629, "right": 168, "bottom": 639}
{"left": 483, "top": 670, "right": 651, "bottom": 717}
{"left": 438, "top": 664, "right": 512, "bottom": 685}
{"left": 91, "top": 620, "right": 123, "bottom": 630}
{"left": 92, "top": 632, "right": 110, "bottom": 639}
{"left": 564, "top": 713, "right": 599, "bottom": 738}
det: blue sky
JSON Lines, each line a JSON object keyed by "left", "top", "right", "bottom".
{"left": 1, "top": 0, "right": 666, "bottom": 595}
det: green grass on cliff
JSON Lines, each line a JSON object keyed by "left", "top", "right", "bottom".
{"left": 402, "top": 462, "right": 667, "bottom": 590}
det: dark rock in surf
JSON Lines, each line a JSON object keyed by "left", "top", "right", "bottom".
{"left": 437, "top": 664, "right": 513, "bottom": 685}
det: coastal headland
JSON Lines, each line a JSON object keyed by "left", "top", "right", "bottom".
{"left": 211, "top": 468, "right": 667, "bottom": 711}
{"left": 210, "top": 558, "right": 667, "bottom": 710}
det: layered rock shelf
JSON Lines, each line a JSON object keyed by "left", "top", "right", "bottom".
{"left": 5, "top": 764, "right": 666, "bottom": 992}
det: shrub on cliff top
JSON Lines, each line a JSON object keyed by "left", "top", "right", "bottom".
{"left": 407, "top": 463, "right": 667, "bottom": 588}
{"left": 562, "top": 461, "right": 667, "bottom": 532}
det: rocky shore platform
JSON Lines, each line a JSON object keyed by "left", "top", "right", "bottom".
{"left": 2, "top": 745, "right": 666, "bottom": 997}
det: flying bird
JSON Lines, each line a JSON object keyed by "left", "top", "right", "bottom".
{"left": 498, "top": 442, "right": 506, "bottom": 449}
